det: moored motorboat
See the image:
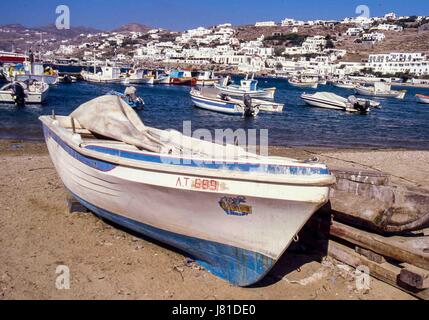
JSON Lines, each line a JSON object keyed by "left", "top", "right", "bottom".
{"left": 415, "top": 94, "right": 429, "bottom": 104}
{"left": 39, "top": 95, "right": 334, "bottom": 286}
{"left": 190, "top": 88, "right": 259, "bottom": 116}
{"left": 355, "top": 82, "right": 406, "bottom": 99}
{"left": 191, "top": 87, "right": 283, "bottom": 113}
{"left": 0, "top": 80, "right": 49, "bottom": 104}
{"left": 214, "top": 75, "right": 276, "bottom": 99}
{"left": 301, "top": 92, "right": 380, "bottom": 114}
{"left": 288, "top": 77, "right": 318, "bottom": 89}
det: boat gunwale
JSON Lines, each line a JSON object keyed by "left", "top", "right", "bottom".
{"left": 40, "top": 116, "right": 335, "bottom": 186}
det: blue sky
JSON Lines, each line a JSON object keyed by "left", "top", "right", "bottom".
{"left": 0, "top": 0, "right": 428, "bottom": 31}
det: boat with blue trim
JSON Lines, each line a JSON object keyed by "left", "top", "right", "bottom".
{"left": 190, "top": 88, "right": 259, "bottom": 116}
{"left": 190, "top": 87, "right": 283, "bottom": 115}
{"left": 107, "top": 87, "right": 144, "bottom": 109}
{"left": 39, "top": 95, "right": 334, "bottom": 286}
{"left": 214, "top": 74, "right": 276, "bottom": 99}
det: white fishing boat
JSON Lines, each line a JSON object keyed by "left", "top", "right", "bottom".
{"left": 355, "top": 82, "right": 406, "bottom": 99}
{"left": 415, "top": 94, "right": 429, "bottom": 104}
{"left": 214, "top": 75, "right": 276, "bottom": 99}
{"left": 191, "top": 87, "right": 283, "bottom": 114}
{"left": 7, "top": 62, "right": 59, "bottom": 85}
{"left": 332, "top": 80, "right": 357, "bottom": 89}
{"left": 288, "top": 77, "right": 318, "bottom": 89}
{"left": 0, "top": 80, "right": 49, "bottom": 104}
{"left": 190, "top": 88, "right": 259, "bottom": 116}
{"left": 122, "top": 68, "right": 155, "bottom": 85}
{"left": 196, "top": 71, "right": 221, "bottom": 86}
{"left": 40, "top": 95, "right": 334, "bottom": 286}
{"left": 81, "top": 65, "right": 123, "bottom": 83}
{"left": 301, "top": 92, "right": 380, "bottom": 114}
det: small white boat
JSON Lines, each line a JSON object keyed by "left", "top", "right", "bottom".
{"left": 196, "top": 71, "right": 221, "bottom": 86}
{"left": 0, "top": 80, "right": 49, "bottom": 104}
{"left": 332, "top": 80, "right": 357, "bottom": 89}
{"left": 39, "top": 95, "right": 334, "bottom": 286}
{"left": 301, "top": 92, "right": 380, "bottom": 114}
{"left": 288, "top": 77, "right": 318, "bottom": 89}
{"left": 318, "top": 78, "right": 327, "bottom": 85}
{"left": 415, "top": 94, "right": 429, "bottom": 104}
{"left": 81, "top": 65, "right": 123, "bottom": 83}
{"left": 215, "top": 75, "right": 276, "bottom": 99}
{"left": 190, "top": 88, "right": 260, "bottom": 117}
{"left": 355, "top": 82, "right": 406, "bottom": 99}
{"left": 122, "top": 68, "right": 155, "bottom": 85}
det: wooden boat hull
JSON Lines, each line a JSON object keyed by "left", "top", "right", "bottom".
{"left": 416, "top": 94, "right": 429, "bottom": 104}
{"left": 170, "top": 77, "right": 197, "bottom": 86}
{"left": 40, "top": 115, "right": 332, "bottom": 286}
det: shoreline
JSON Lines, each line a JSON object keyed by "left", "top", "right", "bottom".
{"left": 2, "top": 139, "right": 428, "bottom": 299}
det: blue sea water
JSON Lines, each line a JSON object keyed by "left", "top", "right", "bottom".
{"left": 1, "top": 77, "right": 429, "bottom": 149}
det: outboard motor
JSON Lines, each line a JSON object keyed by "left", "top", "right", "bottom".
{"left": 63, "top": 74, "right": 73, "bottom": 84}
{"left": 11, "top": 82, "right": 26, "bottom": 106}
{"left": 243, "top": 94, "right": 255, "bottom": 117}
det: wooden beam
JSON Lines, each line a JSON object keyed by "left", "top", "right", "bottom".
{"left": 330, "top": 221, "right": 429, "bottom": 271}
{"left": 400, "top": 264, "right": 429, "bottom": 290}
{"left": 328, "top": 240, "right": 429, "bottom": 300}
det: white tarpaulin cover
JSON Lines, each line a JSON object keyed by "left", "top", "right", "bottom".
{"left": 70, "top": 95, "right": 169, "bottom": 153}
{"left": 70, "top": 95, "right": 261, "bottom": 160}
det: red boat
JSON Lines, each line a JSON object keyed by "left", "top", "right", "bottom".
{"left": 168, "top": 70, "right": 198, "bottom": 86}
{"left": 0, "top": 51, "right": 28, "bottom": 64}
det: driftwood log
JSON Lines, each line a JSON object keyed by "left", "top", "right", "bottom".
{"left": 329, "top": 168, "right": 429, "bottom": 234}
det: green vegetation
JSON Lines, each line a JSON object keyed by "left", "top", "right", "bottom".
{"left": 264, "top": 33, "right": 308, "bottom": 46}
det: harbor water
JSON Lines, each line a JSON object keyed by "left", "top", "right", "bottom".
{"left": 1, "top": 77, "right": 429, "bottom": 149}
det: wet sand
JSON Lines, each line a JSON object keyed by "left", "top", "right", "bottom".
{"left": 1, "top": 140, "right": 427, "bottom": 300}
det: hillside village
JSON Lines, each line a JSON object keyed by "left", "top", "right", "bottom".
{"left": 2, "top": 12, "right": 429, "bottom": 78}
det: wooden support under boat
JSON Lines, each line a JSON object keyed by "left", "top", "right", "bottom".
{"left": 327, "top": 240, "right": 429, "bottom": 300}
{"left": 329, "top": 221, "right": 429, "bottom": 271}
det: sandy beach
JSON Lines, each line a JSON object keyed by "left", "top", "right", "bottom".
{"left": 1, "top": 139, "right": 428, "bottom": 300}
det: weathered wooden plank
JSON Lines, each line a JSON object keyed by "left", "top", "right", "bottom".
{"left": 355, "top": 246, "right": 386, "bottom": 264}
{"left": 330, "top": 221, "right": 429, "bottom": 271}
{"left": 328, "top": 240, "right": 429, "bottom": 300}
{"left": 400, "top": 264, "right": 429, "bottom": 290}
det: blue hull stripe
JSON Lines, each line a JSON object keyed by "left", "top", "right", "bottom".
{"left": 43, "top": 125, "right": 117, "bottom": 172}
{"left": 85, "top": 145, "right": 330, "bottom": 176}
{"left": 191, "top": 95, "right": 236, "bottom": 109}
{"left": 71, "top": 192, "right": 275, "bottom": 286}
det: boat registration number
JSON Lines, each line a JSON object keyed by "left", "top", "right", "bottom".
{"left": 176, "top": 177, "right": 225, "bottom": 192}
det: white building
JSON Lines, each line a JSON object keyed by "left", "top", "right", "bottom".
{"left": 367, "top": 53, "right": 429, "bottom": 75}
{"left": 346, "top": 27, "right": 364, "bottom": 36}
{"left": 255, "top": 21, "right": 277, "bottom": 27}
{"left": 372, "top": 24, "right": 403, "bottom": 32}
{"left": 362, "top": 32, "right": 385, "bottom": 43}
